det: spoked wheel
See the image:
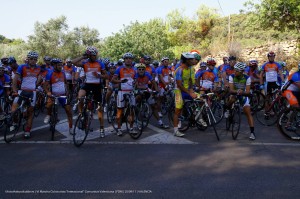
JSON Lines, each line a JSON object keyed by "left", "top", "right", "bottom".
{"left": 277, "top": 107, "right": 300, "bottom": 140}
{"left": 4, "top": 110, "right": 21, "bottom": 143}
{"left": 107, "top": 101, "right": 117, "bottom": 124}
{"left": 208, "top": 109, "right": 220, "bottom": 141}
{"left": 73, "top": 113, "right": 90, "bottom": 147}
{"left": 138, "top": 102, "right": 151, "bottom": 128}
{"left": 129, "top": 107, "right": 143, "bottom": 139}
{"left": 231, "top": 107, "right": 241, "bottom": 140}
{"left": 256, "top": 106, "right": 278, "bottom": 126}
{"left": 49, "top": 111, "right": 57, "bottom": 141}
{"left": 250, "top": 91, "right": 265, "bottom": 112}
{"left": 211, "top": 101, "right": 224, "bottom": 124}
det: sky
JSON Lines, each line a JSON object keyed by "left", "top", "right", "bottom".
{"left": 0, "top": 0, "right": 251, "bottom": 41}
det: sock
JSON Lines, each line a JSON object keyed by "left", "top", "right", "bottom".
{"left": 100, "top": 126, "right": 104, "bottom": 130}
{"left": 250, "top": 127, "right": 254, "bottom": 133}
{"left": 174, "top": 127, "right": 178, "bottom": 133}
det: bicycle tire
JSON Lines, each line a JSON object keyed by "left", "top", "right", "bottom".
{"left": 208, "top": 109, "right": 220, "bottom": 141}
{"left": 252, "top": 91, "right": 265, "bottom": 112}
{"left": 231, "top": 106, "right": 241, "bottom": 140}
{"left": 256, "top": 105, "right": 278, "bottom": 126}
{"left": 211, "top": 101, "right": 224, "bottom": 124}
{"left": 107, "top": 100, "right": 116, "bottom": 124}
{"left": 4, "top": 110, "right": 21, "bottom": 143}
{"left": 73, "top": 113, "right": 89, "bottom": 147}
{"left": 49, "top": 105, "right": 57, "bottom": 141}
{"left": 277, "top": 107, "right": 300, "bottom": 140}
{"left": 130, "top": 106, "right": 143, "bottom": 139}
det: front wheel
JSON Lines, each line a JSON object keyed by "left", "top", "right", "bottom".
{"left": 49, "top": 107, "right": 57, "bottom": 141}
{"left": 73, "top": 113, "right": 90, "bottom": 147}
{"left": 4, "top": 110, "right": 21, "bottom": 143}
{"left": 129, "top": 107, "right": 143, "bottom": 139}
{"left": 231, "top": 106, "right": 241, "bottom": 140}
{"left": 277, "top": 107, "right": 300, "bottom": 140}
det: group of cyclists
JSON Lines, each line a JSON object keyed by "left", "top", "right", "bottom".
{"left": 0, "top": 46, "right": 300, "bottom": 141}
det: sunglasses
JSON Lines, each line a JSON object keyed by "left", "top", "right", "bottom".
{"left": 138, "top": 69, "right": 145, "bottom": 71}
{"left": 29, "top": 58, "right": 38, "bottom": 61}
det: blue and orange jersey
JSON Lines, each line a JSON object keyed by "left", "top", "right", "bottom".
{"left": 63, "top": 65, "right": 76, "bottom": 80}
{"left": 0, "top": 74, "right": 11, "bottom": 95}
{"left": 197, "top": 70, "right": 218, "bottom": 89}
{"left": 261, "top": 61, "right": 282, "bottom": 82}
{"left": 135, "top": 72, "right": 153, "bottom": 89}
{"left": 17, "top": 64, "right": 41, "bottom": 91}
{"left": 82, "top": 60, "right": 105, "bottom": 84}
{"left": 145, "top": 65, "right": 156, "bottom": 76}
{"left": 156, "top": 66, "right": 171, "bottom": 83}
{"left": 286, "top": 71, "right": 300, "bottom": 92}
{"left": 245, "top": 66, "right": 260, "bottom": 79}
{"left": 46, "top": 71, "right": 67, "bottom": 96}
{"left": 114, "top": 66, "right": 136, "bottom": 91}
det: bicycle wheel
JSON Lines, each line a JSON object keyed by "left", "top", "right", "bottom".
{"left": 251, "top": 91, "right": 265, "bottom": 112}
{"left": 107, "top": 100, "right": 116, "bottom": 124}
{"left": 49, "top": 106, "right": 57, "bottom": 141}
{"left": 211, "top": 101, "right": 224, "bottom": 124}
{"left": 139, "top": 102, "right": 151, "bottom": 128}
{"left": 130, "top": 106, "right": 143, "bottom": 139}
{"left": 73, "top": 113, "right": 89, "bottom": 147}
{"left": 208, "top": 108, "right": 220, "bottom": 141}
{"left": 277, "top": 107, "right": 300, "bottom": 140}
{"left": 178, "top": 102, "right": 191, "bottom": 132}
{"left": 256, "top": 105, "right": 278, "bottom": 126}
{"left": 4, "top": 110, "right": 21, "bottom": 143}
{"left": 167, "top": 102, "right": 175, "bottom": 127}
{"left": 231, "top": 106, "right": 241, "bottom": 140}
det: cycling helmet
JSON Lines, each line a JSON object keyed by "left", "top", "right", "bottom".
{"left": 298, "top": 63, "right": 300, "bottom": 70}
{"left": 207, "top": 58, "right": 216, "bottom": 66}
{"left": 103, "top": 58, "right": 110, "bottom": 65}
{"left": 51, "top": 58, "right": 62, "bottom": 64}
{"left": 0, "top": 63, "right": 4, "bottom": 69}
{"left": 44, "top": 56, "right": 51, "bottom": 61}
{"left": 66, "top": 58, "right": 72, "bottom": 62}
{"left": 181, "top": 52, "right": 194, "bottom": 59}
{"left": 161, "top": 57, "right": 169, "bottom": 62}
{"left": 85, "top": 46, "right": 98, "bottom": 56}
{"left": 108, "top": 62, "right": 115, "bottom": 68}
{"left": 136, "top": 63, "right": 146, "bottom": 69}
{"left": 193, "top": 53, "right": 201, "bottom": 61}
{"left": 249, "top": 60, "right": 258, "bottom": 66}
{"left": 143, "top": 55, "right": 151, "bottom": 60}
{"left": 200, "top": 62, "right": 207, "bottom": 67}
{"left": 1, "top": 57, "right": 8, "bottom": 64}
{"left": 228, "top": 56, "right": 236, "bottom": 61}
{"left": 279, "top": 61, "right": 286, "bottom": 67}
{"left": 117, "top": 59, "right": 124, "bottom": 65}
{"left": 223, "top": 56, "right": 229, "bottom": 61}
{"left": 234, "top": 62, "right": 246, "bottom": 71}
{"left": 27, "top": 51, "right": 39, "bottom": 59}
{"left": 267, "top": 51, "right": 276, "bottom": 57}
{"left": 123, "top": 52, "right": 134, "bottom": 59}
{"left": 153, "top": 60, "right": 159, "bottom": 67}
{"left": 7, "top": 56, "right": 16, "bottom": 64}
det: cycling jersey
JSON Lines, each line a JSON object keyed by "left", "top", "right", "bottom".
{"left": 46, "top": 71, "right": 67, "bottom": 96}
{"left": 156, "top": 66, "right": 171, "bottom": 84}
{"left": 114, "top": 66, "right": 136, "bottom": 91}
{"left": 63, "top": 65, "right": 76, "bottom": 80}
{"left": 283, "top": 71, "right": 300, "bottom": 106}
{"left": 229, "top": 74, "right": 251, "bottom": 91}
{"left": 197, "top": 70, "right": 219, "bottom": 89}
{"left": 174, "top": 65, "right": 195, "bottom": 90}
{"left": 17, "top": 64, "right": 41, "bottom": 91}
{"left": 0, "top": 74, "right": 10, "bottom": 96}
{"left": 260, "top": 61, "right": 282, "bottom": 82}
{"left": 145, "top": 65, "right": 156, "bottom": 76}
{"left": 217, "top": 64, "right": 228, "bottom": 74}
{"left": 222, "top": 65, "right": 235, "bottom": 80}
{"left": 82, "top": 60, "right": 105, "bottom": 84}
{"left": 278, "top": 69, "right": 289, "bottom": 85}
{"left": 135, "top": 72, "right": 153, "bottom": 90}
{"left": 286, "top": 71, "right": 300, "bottom": 92}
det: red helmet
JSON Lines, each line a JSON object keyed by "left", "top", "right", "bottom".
{"left": 249, "top": 60, "right": 258, "bottom": 67}
{"left": 207, "top": 58, "right": 216, "bottom": 66}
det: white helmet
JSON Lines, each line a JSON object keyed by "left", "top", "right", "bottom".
{"left": 234, "top": 62, "right": 246, "bottom": 71}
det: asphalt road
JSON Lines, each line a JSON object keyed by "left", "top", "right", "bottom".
{"left": 1, "top": 107, "right": 300, "bottom": 199}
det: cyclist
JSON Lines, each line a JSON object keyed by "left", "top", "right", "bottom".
{"left": 1, "top": 57, "right": 11, "bottom": 75}
{"left": 7, "top": 57, "right": 18, "bottom": 77}
{"left": 105, "top": 62, "right": 118, "bottom": 111}
{"left": 217, "top": 56, "right": 229, "bottom": 75}
{"left": 278, "top": 61, "right": 289, "bottom": 85}
{"left": 222, "top": 55, "right": 236, "bottom": 88}
{"left": 260, "top": 51, "right": 284, "bottom": 115}
{"left": 43, "top": 58, "right": 73, "bottom": 134}
{"left": 173, "top": 52, "right": 198, "bottom": 137}
{"left": 0, "top": 64, "right": 11, "bottom": 120}
{"left": 111, "top": 52, "right": 136, "bottom": 136}
{"left": 226, "top": 62, "right": 256, "bottom": 140}
{"left": 72, "top": 46, "right": 107, "bottom": 138}
{"left": 196, "top": 58, "right": 220, "bottom": 93}
{"left": 11, "top": 51, "right": 41, "bottom": 138}
{"left": 42, "top": 56, "right": 53, "bottom": 70}
{"left": 281, "top": 63, "right": 300, "bottom": 131}
{"left": 63, "top": 58, "right": 76, "bottom": 102}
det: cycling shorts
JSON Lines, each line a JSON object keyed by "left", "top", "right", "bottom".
{"left": 80, "top": 83, "right": 102, "bottom": 103}
{"left": 265, "top": 82, "right": 279, "bottom": 95}
{"left": 117, "top": 90, "right": 135, "bottom": 108}
{"left": 14, "top": 90, "right": 37, "bottom": 107}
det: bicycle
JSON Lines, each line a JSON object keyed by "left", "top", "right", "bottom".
{"left": 0, "top": 96, "right": 12, "bottom": 128}
{"left": 111, "top": 91, "right": 143, "bottom": 139}
{"left": 34, "top": 90, "right": 46, "bottom": 117}
{"left": 225, "top": 94, "right": 243, "bottom": 140}
{"left": 4, "top": 95, "right": 31, "bottom": 143}
{"left": 135, "top": 89, "right": 152, "bottom": 128}
{"left": 178, "top": 93, "right": 220, "bottom": 141}
{"left": 106, "top": 88, "right": 118, "bottom": 124}
{"left": 48, "top": 95, "right": 67, "bottom": 141}
{"left": 277, "top": 107, "right": 300, "bottom": 140}
{"left": 73, "top": 91, "right": 98, "bottom": 147}
{"left": 255, "top": 88, "right": 288, "bottom": 126}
